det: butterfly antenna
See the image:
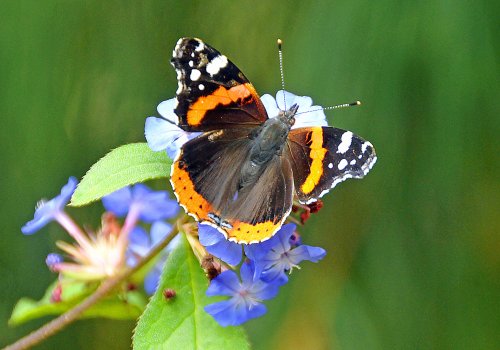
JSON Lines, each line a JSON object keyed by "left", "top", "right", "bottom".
{"left": 294, "top": 101, "right": 361, "bottom": 116}
{"left": 277, "top": 39, "right": 286, "bottom": 110}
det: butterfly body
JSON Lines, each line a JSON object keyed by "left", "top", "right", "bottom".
{"left": 169, "top": 38, "right": 377, "bottom": 244}
{"left": 242, "top": 104, "right": 297, "bottom": 189}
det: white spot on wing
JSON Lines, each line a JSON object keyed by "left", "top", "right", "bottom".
{"left": 362, "top": 141, "right": 372, "bottom": 153}
{"left": 206, "top": 55, "right": 228, "bottom": 76}
{"left": 198, "top": 84, "right": 205, "bottom": 90}
{"left": 338, "top": 159, "right": 348, "bottom": 170}
{"left": 337, "top": 131, "right": 353, "bottom": 154}
{"left": 350, "top": 159, "right": 356, "bottom": 165}
{"left": 328, "top": 163, "right": 333, "bottom": 169}
{"left": 190, "top": 69, "right": 201, "bottom": 81}
{"left": 194, "top": 40, "right": 205, "bottom": 52}
{"left": 189, "top": 60, "right": 194, "bottom": 67}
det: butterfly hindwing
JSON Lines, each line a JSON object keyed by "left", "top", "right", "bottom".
{"left": 222, "top": 156, "right": 294, "bottom": 243}
{"left": 286, "top": 126, "right": 377, "bottom": 204}
{"left": 171, "top": 128, "right": 253, "bottom": 223}
{"left": 171, "top": 38, "right": 268, "bottom": 131}
{"left": 171, "top": 127, "right": 294, "bottom": 244}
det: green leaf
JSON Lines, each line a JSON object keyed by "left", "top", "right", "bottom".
{"left": 9, "top": 280, "right": 147, "bottom": 326}
{"left": 133, "top": 233, "right": 250, "bottom": 350}
{"left": 70, "top": 143, "right": 171, "bottom": 206}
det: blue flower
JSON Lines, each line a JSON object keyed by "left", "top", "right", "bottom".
{"left": 245, "top": 224, "right": 326, "bottom": 285}
{"left": 102, "top": 183, "right": 179, "bottom": 223}
{"left": 260, "top": 90, "right": 328, "bottom": 128}
{"left": 145, "top": 98, "right": 200, "bottom": 159}
{"left": 128, "top": 221, "right": 179, "bottom": 294}
{"left": 21, "top": 177, "right": 78, "bottom": 235}
{"left": 198, "top": 224, "right": 242, "bottom": 266}
{"left": 45, "top": 253, "right": 63, "bottom": 272}
{"left": 205, "top": 260, "right": 281, "bottom": 326}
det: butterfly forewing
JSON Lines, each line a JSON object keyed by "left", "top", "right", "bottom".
{"left": 171, "top": 38, "right": 268, "bottom": 131}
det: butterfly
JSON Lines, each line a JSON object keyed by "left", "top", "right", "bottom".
{"left": 169, "top": 37, "right": 377, "bottom": 244}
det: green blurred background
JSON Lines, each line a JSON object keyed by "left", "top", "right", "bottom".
{"left": 1, "top": 1, "right": 498, "bottom": 349}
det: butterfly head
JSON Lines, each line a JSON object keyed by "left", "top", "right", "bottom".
{"left": 277, "top": 103, "right": 299, "bottom": 128}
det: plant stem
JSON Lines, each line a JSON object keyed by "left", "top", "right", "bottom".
{"left": 3, "top": 218, "right": 184, "bottom": 350}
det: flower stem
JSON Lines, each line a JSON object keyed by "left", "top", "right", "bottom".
{"left": 2, "top": 216, "right": 186, "bottom": 350}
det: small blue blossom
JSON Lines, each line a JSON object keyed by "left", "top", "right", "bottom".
{"left": 245, "top": 224, "right": 326, "bottom": 285}
{"left": 128, "top": 221, "right": 179, "bottom": 294}
{"left": 198, "top": 224, "right": 242, "bottom": 266}
{"left": 21, "top": 177, "right": 78, "bottom": 235}
{"left": 102, "top": 183, "right": 179, "bottom": 223}
{"left": 145, "top": 98, "right": 200, "bottom": 159}
{"left": 45, "top": 253, "right": 63, "bottom": 271}
{"left": 205, "top": 260, "right": 281, "bottom": 326}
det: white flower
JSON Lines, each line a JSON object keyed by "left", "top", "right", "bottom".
{"left": 144, "top": 98, "right": 199, "bottom": 159}
{"left": 261, "top": 90, "right": 328, "bottom": 128}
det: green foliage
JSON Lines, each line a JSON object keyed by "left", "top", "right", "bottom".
{"left": 9, "top": 281, "right": 146, "bottom": 326}
{"left": 133, "top": 233, "right": 250, "bottom": 350}
{"left": 70, "top": 143, "right": 170, "bottom": 206}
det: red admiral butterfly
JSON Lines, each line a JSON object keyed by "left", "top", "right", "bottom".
{"left": 169, "top": 38, "right": 376, "bottom": 244}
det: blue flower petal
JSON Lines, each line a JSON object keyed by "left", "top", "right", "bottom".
{"left": 145, "top": 117, "right": 176, "bottom": 152}
{"left": 198, "top": 224, "right": 222, "bottom": 246}
{"left": 251, "top": 280, "right": 281, "bottom": 301}
{"left": 240, "top": 260, "right": 256, "bottom": 285}
{"left": 146, "top": 99, "right": 201, "bottom": 160}
{"left": 103, "top": 184, "right": 179, "bottom": 222}
{"left": 133, "top": 186, "right": 179, "bottom": 222}
{"left": 206, "top": 270, "right": 240, "bottom": 296}
{"left": 199, "top": 224, "right": 242, "bottom": 265}
{"left": 239, "top": 303, "right": 267, "bottom": 324}
{"left": 129, "top": 226, "right": 149, "bottom": 248}
{"left": 205, "top": 299, "right": 268, "bottom": 327}
{"left": 144, "top": 268, "right": 161, "bottom": 295}
{"left": 21, "top": 177, "right": 78, "bottom": 235}
{"left": 275, "top": 223, "right": 295, "bottom": 253}
{"left": 46, "top": 253, "right": 63, "bottom": 267}
{"left": 156, "top": 98, "right": 178, "bottom": 123}
{"left": 204, "top": 300, "right": 238, "bottom": 327}
{"left": 260, "top": 266, "right": 287, "bottom": 284}
{"left": 288, "top": 245, "right": 327, "bottom": 265}
{"left": 150, "top": 221, "right": 172, "bottom": 246}
{"left": 102, "top": 187, "right": 132, "bottom": 216}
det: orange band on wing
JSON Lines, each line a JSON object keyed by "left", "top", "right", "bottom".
{"left": 300, "top": 127, "right": 327, "bottom": 194}
{"left": 171, "top": 160, "right": 215, "bottom": 220}
{"left": 187, "top": 84, "right": 254, "bottom": 126}
{"left": 226, "top": 220, "right": 282, "bottom": 243}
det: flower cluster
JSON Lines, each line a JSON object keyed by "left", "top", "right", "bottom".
{"left": 199, "top": 223, "right": 325, "bottom": 326}
{"left": 22, "top": 179, "right": 179, "bottom": 293}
